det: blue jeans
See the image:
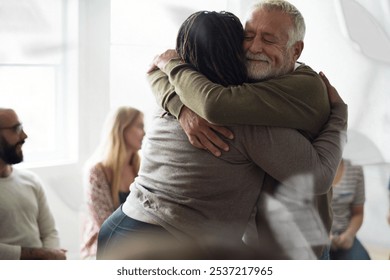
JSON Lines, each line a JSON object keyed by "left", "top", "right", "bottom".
{"left": 330, "top": 237, "right": 371, "bottom": 260}
{"left": 319, "top": 244, "right": 330, "bottom": 260}
{"left": 96, "top": 205, "right": 177, "bottom": 259}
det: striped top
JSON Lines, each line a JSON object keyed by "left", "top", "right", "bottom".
{"left": 388, "top": 176, "right": 390, "bottom": 191}
{"left": 331, "top": 160, "right": 365, "bottom": 234}
{"left": 388, "top": 177, "right": 390, "bottom": 210}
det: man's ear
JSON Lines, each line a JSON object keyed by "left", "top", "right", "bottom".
{"left": 292, "top": 41, "right": 304, "bottom": 60}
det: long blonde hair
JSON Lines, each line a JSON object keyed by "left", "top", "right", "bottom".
{"left": 97, "top": 106, "right": 142, "bottom": 208}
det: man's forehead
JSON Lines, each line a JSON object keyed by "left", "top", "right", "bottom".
{"left": 0, "top": 109, "right": 19, "bottom": 126}
{"left": 244, "top": 8, "right": 292, "bottom": 39}
{"left": 245, "top": 8, "right": 292, "bottom": 27}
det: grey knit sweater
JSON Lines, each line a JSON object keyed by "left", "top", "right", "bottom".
{"left": 123, "top": 103, "right": 347, "bottom": 248}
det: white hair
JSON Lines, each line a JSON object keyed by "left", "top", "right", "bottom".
{"left": 252, "top": 0, "right": 306, "bottom": 47}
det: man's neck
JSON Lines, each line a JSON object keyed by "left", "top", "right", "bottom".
{"left": 0, "top": 162, "right": 12, "bottom": 178}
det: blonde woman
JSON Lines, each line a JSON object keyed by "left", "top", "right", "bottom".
{"left": 81, "top": 106, "right": 145, "bottom": 259}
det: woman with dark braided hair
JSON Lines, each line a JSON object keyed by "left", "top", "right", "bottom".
{"left": 176, "top": 11, "right": 247, "bottom": 86}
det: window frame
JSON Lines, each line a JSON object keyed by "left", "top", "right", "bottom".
{"left": 0, "top": 0, "right": 79, "bottom": 168}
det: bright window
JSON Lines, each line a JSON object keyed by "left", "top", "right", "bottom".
{"left": 0, "top": 0, "right": 78, "bottom": 166}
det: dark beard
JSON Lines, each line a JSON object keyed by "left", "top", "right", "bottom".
{"left": 0, "top": 136, "right": 24, "bottom": 164}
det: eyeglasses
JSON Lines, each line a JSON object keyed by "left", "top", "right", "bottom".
{"left": 0, "top": 123, "right": 24, "bottom": 134}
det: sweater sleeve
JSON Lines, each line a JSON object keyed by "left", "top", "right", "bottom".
{"left": 240, "top": 103, "right": 348, "bottom": 195}
{"left": 388, "top": 178, "right": 390, "bottom": 210}
{"left": 158, "top": 59, "right": 330, "bottom": 137}
{"left": 34, "top": 177, "right": 61, "bottom": 249}
{"left": 0, "top": 243, "right": 21, "bottom": 260}
{"left": 86, "top": 165, "right": 115, "bottom": 227}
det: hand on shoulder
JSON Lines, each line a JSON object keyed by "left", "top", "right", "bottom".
{"left": 319, "top": 72, "right": 345, "bottom": 106}
{"left": 147, "top": 49, "right": 180, "bottom": 74}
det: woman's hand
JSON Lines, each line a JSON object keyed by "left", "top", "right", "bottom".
{"left": 147, "top": 49, "right": 180, "bottom": 73}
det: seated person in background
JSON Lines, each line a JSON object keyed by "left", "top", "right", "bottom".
{"left": 0, "top": 108, "right": 66, "bottom": 260}
{"left": 387, "top": 177, "right": 390, "bottom": 226}
{"left": 81, "top": 106, "right": 144, "bottom": 259}
{"left": 329, "top": 158, "right": 370, "bottom": 260}
{"left": 97, "top": 9, "right": 347, "bottom": 260}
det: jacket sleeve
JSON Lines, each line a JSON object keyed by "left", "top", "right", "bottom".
{"left": 147, "top": 69, "right": 184, "bottom": 118}
{"left": 159, "top": 59, "right": 330, "bottom": 136}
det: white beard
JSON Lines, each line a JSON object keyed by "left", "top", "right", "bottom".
{"left": 245, "top": 51, "right": 294, "bottom": 81}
